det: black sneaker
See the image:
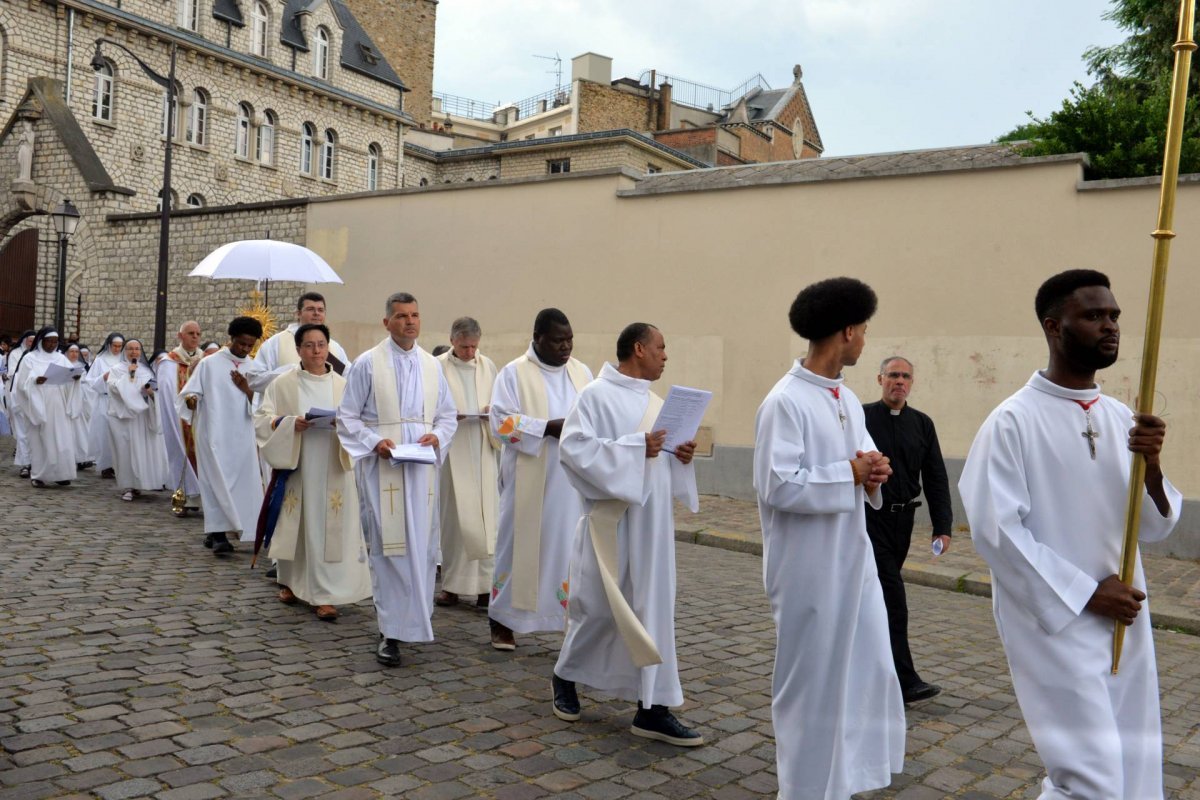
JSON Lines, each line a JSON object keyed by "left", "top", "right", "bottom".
{"left": 902, "top": 682, "right": 942, "bottom": 705}
{"left": 211, "top": 532, "right": 234, "bottom": 555}
{"left": 631, "top": 703, "right": 704, "bottom": 747}
{"left": 552, "top": 674, "right": 581, "bottom": 722}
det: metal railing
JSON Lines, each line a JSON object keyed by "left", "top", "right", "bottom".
{"left": 636, "top": 70, "right": 772, "bottom": 112}
{"left": 433, "top": 85, "right": 573, "bottom": 123}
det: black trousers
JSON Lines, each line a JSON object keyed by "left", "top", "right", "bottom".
{"left": 865, "top": 506, "right": 921, "bottom": 691}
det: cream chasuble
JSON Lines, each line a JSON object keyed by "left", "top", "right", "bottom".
{"left": 959, "top": 371, "right": 1181, "bottom": 800}
{"left": 437, "top": 351, "right": 500, "bottom": 558}
{"left": 256, "top": 367, "right": 372, "bottom": 608}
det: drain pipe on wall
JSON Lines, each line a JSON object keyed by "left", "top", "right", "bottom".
{"left": 64, "top": 7, "right": 75, "bottom": 104}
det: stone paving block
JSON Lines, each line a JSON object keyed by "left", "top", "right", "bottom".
{"left": 155, "top": 784, "right": 226, "bottom": 800}
{"left": 93, "top": 777, "right": 165, "bottom": 800}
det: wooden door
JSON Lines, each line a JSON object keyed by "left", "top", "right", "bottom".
{"left": 0, "top": 229, "right": 38, "bottom": 340}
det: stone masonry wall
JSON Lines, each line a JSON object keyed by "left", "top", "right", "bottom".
{"left": 576, "top": 80, "right": 657, "bottom": 135}
{"left": 499, "top": 141, "right": 680, "bottom": 179}
{"left": 86, "top": 201, "right": 307, "bottom": 347}
{"left": 342, "top": 0, "right": 436, "bottom": 127}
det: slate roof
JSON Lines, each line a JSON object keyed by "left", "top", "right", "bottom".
{"left": 279, "top": 0, "right": 405, "bottom": 90}
{"left": 212, "top": 0, "right": 244, "bottom": 27}
{"left": 722, "top": 84, "right": 824, "bottom": 153}
{"left": 620, "top": 143, "right": 1084, "bottom": 196}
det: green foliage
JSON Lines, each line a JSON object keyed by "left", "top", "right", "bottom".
{"left": 1000, "top": 0, "right": 1200, "bottom": 179}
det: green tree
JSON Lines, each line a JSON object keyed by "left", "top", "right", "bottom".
{"left": 1000, "top": 0, "right": 1200, "bottom": 180}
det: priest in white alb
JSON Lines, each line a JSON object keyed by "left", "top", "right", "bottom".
{"left": 553, "top": 322, "right": 703, "bottom": 746}
{"left": 337, "top": 292, "right": 457, "bottom": 667}
{"left": 85, "top": 332, "right": 126, "bottom": 479}
{"left": 753, "top": 277, "right": 903, "bottom": 799}
{"left": 959, "top": 270, "right": 1180, "bottom": 800}
{"left": 13, "top": 328, "right": 80, "bottom": 487}
{"left": 488, "top": 308, "right": 592, "bottom": 650}
{"left": 157, "top": 321, "right": 203, "bottom": 514}
{"left": 434, "top": 316, "right": 501, "bottom": 609}
{"left": 106, "top": 339, "right": 168, "bottom": 502}
{"left": 256, "top": 323, "right": 371, "bottom": 622}
{"left": 254, "top": 292, "right": 350, "bottom": 377}
{"left": 178, "top": 316, "right": 270, "bottom": 556}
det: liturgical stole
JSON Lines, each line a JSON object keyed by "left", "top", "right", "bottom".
{"left": 370, "top": 339, "right": 439, "bottom": 557}
{"left": 437, "top": 351, "right": 500, "bottom": 560}
{"left": 586, "top": 392, "right": 665, "bottom": 668}
{"left": 511, "top": 354, "right": 590, "bottom": 611}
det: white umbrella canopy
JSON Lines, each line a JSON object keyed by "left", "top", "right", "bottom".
{"left": 188, "top": 239, "right": 343, "bottom": 284}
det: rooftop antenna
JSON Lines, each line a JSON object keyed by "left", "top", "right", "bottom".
{"left": 534, "top": 52, "right": 563, "bottom": 94}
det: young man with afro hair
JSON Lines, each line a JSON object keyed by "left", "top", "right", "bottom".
{"left": 753, "top": 277, "right": 905, "bottom": 798}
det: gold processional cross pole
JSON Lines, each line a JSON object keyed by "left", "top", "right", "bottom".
{"left": 1113, "top": 0, "right": 1196, "bottom": 674}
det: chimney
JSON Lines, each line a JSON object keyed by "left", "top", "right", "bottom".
{"left": 656, "top": 82, "right": 672, "bottom": 130}
{"left": 571, "top": 52, "right": 613, "bottom": 85}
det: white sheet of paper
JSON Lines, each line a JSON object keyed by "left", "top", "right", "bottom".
{"left": 389, "top": 443, "right": 437, "bottom": 465}
{"left": 42, "top": 364, "right": 79, "bottom": 386}
{"left": 652, "top": 385, "right": 712, "bottom": 451}
{"left": 305, "top": 407, "right": 336, "bottom": 429}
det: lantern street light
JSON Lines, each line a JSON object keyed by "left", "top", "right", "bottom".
{"left": 91, "top": 36, "right": 178, "bottom": 353}
{"left": 49, "top": 198, "right": 81, "bottom": 336}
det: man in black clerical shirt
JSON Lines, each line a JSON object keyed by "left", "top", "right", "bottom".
{"left": 863, "top": 356, "right": 952, "bottom": 704}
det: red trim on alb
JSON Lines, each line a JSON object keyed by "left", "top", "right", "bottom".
{"left": 829, "top": 387, "right": 840, "bottom": 400}
{"left": 1073, "top": 397, "right": 1100, "bottom": 412}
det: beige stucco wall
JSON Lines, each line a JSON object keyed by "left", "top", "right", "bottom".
{"left": 305, "top": 163, "right": 1200, "bottom": 499}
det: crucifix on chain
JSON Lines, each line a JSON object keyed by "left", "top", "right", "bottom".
{"left": 1082, "top": 419, "right": 1100, "bottom": 460}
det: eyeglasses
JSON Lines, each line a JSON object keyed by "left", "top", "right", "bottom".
{"left": 883, "top": 371, "right": 912, "bottom": 380}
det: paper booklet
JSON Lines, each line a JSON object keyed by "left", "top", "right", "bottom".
{"left": 304, "top": 407, "right": 336, "bottom": 429}
{"left": 652, "top": 385, "right": 713, "bottom": 452}
{"left": 389, "top": 443, "right": 437, "bottom": 466}
{"left": 42, "top": 363, "right": 85, "bottom": 385}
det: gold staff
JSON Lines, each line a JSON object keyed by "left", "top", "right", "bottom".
{"left": 1113, "top": 0, "right": 1196, "bottom": 675}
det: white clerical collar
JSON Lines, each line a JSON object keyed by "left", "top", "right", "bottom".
{"left": 1027, "top": 370, "right": 1102, "bottom": 402}
{"left": 599, "top": 362, "right": 650, "bottom": 394}
{"left": 788, "top": 358, "right": 844, "bottom": 390}
{"left": 448, "top": 352, "right": 476, "bottom": 368}
{"left": 526, "top": 343, "right": 567, "bottom": 373}
{"left": 388, "top": 337, "right": 419, "bottom": 358}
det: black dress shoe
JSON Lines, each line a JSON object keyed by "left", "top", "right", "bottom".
{"left": 265, "top": 566, "right": 277, "bottom": 579}
{"left": 476, "top": 593, "right": 490, "bottom": 609}
{"left": 203, "top": 533, "right": 214, "bottom": 549}
{"left": 18, "top": 467, "right": 30, "bottom": 479}
{"left": 55, "top": 481, "right": 70, "bottom": 486}
{"left": 551, "top": 674, "right": 581, "bottom": 721}
{"left": 902, "top": 682, "right": 942, "bottom": 704}
{"left": 376, "top": 637, "right": 402, "bottom": 667}
{"left": 100, "top": 468, "right": 115, "bottom": 479}
{"left": 211, "top": 532, "right": 234, "bottom": 555}
{"left": 631, "top": 703, "right": 704, "bottom": 747}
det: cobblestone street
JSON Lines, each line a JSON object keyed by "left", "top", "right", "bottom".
{"left": 2, "top": 458, "right": 1199, "bottom": 799}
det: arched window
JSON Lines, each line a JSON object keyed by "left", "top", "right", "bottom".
{"left": 250, "top": 2, "right": 269, "bottom": 57}
{"left": 157, "top": 189, "right": 178, "bottom": 211}
{"left": 320, "top": 128, "right": 337, "bottom": 180}
{"left": 367, "top": 143, "right": 381, "bottom": 190}
{"left": 300, "top": 122, "right": 315, "bottom": 174}
{"left": 178, "top": 0, "right": 199, "bottom": 31}
{"left": 186, "top": 193, "right": 205, "bottom": 208}
{"left": 92, "top": 60, "right": 114, "bottom": 122}
{"left": 313, "top": 26, "right": 330, "bottom": 80}
{"left": 257, "top": 109, "right": 276, "bottom": 165}
{"left": 187, "top": 89, "right": 208, "bottom": 146}
{"left": 235, "top": 102, "right": 252, "bottom": 158}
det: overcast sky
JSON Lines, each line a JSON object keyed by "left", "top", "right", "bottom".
{"left": 432, "top": 1, "right": 1127, "bottom": 157}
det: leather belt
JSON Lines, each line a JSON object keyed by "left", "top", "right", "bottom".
{"left": 887, "top": 500, "right": 922, "bottom": 513}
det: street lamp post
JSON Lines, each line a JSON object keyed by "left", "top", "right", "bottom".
{"left": 49, "top": 199, "right": 81, "bottom": 336}
{"left": 91, "top": 37, "right": 178, "bottom": 353}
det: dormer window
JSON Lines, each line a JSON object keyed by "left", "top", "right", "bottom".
{"left": 358, "top": 43, "right": 378, "bottom": 65}
{"left": 313, "top": 26, "right": 330, "bottom": 80}
{"left": 251, "top": 2, "right": 269, "bottom": 57}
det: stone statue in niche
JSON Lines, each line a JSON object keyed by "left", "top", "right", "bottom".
{"left": 16, "top": 121, "right": 35, "bottom": 183}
